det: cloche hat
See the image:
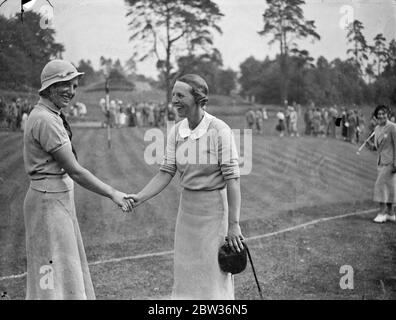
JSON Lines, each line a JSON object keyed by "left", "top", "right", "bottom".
{"left": 39, "top": 59, "right": 84, "bottom": 93}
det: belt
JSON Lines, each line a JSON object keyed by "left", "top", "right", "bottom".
{"left": 182, "top": 186, "right": 226, "bottom": 192}
{"left": 30, "top": 175, "right": 73, "bottom": 193}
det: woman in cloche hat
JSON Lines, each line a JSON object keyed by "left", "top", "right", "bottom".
{"left": 23, "top": 59, "right": 134, "bottom": 300}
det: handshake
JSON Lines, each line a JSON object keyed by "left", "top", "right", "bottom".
{"left": 110, "top": 190, "right": 142, "bottom": 212}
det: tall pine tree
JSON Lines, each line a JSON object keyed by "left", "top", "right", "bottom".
{"left": 258, "top": 0, "right": 320, "bottom": 104}
{"left": 125, "top": 0, "right": 223, "bottom": 103}
{"left": 346, "top": 20, "right": 368, "bottom": 75}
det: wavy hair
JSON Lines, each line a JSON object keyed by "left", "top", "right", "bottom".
{"left": 176, "top": 74, "right": 209, "bottom": 107}
{"left": 373, "top": 104, "right": 390, "bottom": 118}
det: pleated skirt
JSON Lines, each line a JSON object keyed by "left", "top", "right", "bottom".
{"left": 172, "top": 188, "right": 234, "bottom": 300}
{"left": 373, "top": 164, "right": 396, "bottom": 203}
{"left": 23, "top": 187, "right": 95, "bottom": 300}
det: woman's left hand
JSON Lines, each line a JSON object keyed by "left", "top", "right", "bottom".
{"left": 111, "top": 190, "right": 134, "bottom": 212}
{"left": 227, "top": 223, "right": 245, "bottom": 253}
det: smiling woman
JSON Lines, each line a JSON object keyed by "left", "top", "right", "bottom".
{"left": 172, "top": 74, "right": 209, "bottom": 122}
{"left": 23, "top": 59, "right": 134, "bottom": 300}
{"left": 40, "top": 79, "right": 78, "bottom": 109}
{"left": 126, "top": 74, "right": 244, "bottom": 300}
{"left": 172, "top": 77, "right": 208, "bottom": 125}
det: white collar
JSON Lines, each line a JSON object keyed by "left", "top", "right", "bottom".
{"left": 178, "top": 111, "right": 215, "bottom": 140}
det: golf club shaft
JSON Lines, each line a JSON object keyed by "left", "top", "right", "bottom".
{"left": 357, "top": 131, "right": 375, "bottom": 152}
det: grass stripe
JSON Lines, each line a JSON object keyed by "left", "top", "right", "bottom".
{"left": 0, "top": 208, "right": 377, "bottom": 282}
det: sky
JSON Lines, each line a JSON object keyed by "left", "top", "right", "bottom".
{"left": 1, "top": 0, "right": 396, "bottom": 78}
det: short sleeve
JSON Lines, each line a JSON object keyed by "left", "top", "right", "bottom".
{"left": 32, "top": 116, "right": 70, "bottom": 154}
{"left": 391, "top": 125, "right": 396, "bottom": 165}
{"left": 160, "top": 124, "right": 177, "bottom": 176}
{"left": 217, "top": 125, "right": 240, "bottom": 180}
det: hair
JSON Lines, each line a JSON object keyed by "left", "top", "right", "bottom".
{"left": 176, "top": 74, "right": 209, "bottom": 107}
{"left": 373, "top": 104, "right": 390, "bottom": 118}
{"left": 39, "top": 87, "right": 51, "bottom": 98}
{"left": 39, "top": 81, "right": 62, "bottom": 98}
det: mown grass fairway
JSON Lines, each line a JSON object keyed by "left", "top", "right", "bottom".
{"left": 1, "top": 103, "right": 395, "bottom": 299}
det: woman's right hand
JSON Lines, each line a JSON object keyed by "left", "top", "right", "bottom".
{"left": 124, "top": 193, "right": 143, "bottom": 208}
{"left": 111, "top": 190, "right": 134, "bottom": 212}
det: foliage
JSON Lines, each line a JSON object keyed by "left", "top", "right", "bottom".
{"left": 242, "top": 16, "right": 396, "bottom": 107}
{"left": 346, "top": 20, "right": 368, "bottom": 74}
{"left": 0, "top": 11, "right": 64, "bottom": 90}
{"left": 216, "top": 68, "right": 237, "bottom": 96}
{"left": 84, "top": 57, "right": 135, "bottom": 92}
{"left": 175, "top": 49, "right": 237, "bottom": 95}
{"left": 258, "top": 0, "right": 320, "bottom": 103}
{"left": 124, "top": 0, "right": 223, "bottom": 103}
{"left": 76, "top": 60, "right": 97, "bottom": 86}
{"left": 370, "top": 33, "right": 387, "bottom": 77}
{"left": 239, "top": 56, "right": 280, "bottom": 103}
{"left": 239, "top": 54, "right": 371, "bottom": 106}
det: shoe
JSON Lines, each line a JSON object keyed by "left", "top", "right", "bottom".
{"left": 373, "top": 214, "right": 387, "bottom": 223}
{"left": 386, "top": 214, "right": 396, "bottom": 222}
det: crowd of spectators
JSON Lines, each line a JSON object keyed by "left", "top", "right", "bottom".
{"left": 99, "top": 99, "right": 176, "bottom": 128}
{"left": 246, "top": 99, "right": 374, "bottom": 144}
{"left": 0, "top": 96, "right": 34, "bottom": 132}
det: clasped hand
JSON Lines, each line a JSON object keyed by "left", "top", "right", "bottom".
{"left": 124, "top": 194, "right": 141, "bottom": 207}
{"left": 111, "top": 190, "right": 135, "bottom": 212}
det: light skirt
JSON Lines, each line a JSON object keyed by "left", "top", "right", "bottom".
{"left": 172, "top": 188, "right": 234, "bottom": 300}
{"left": 373, "top": 165, "right": 396, "bottom": 203}
{"left": 23, "top": 187, "right": 95, "bottom": 300}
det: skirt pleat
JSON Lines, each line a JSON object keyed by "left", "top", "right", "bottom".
{"left": 172, "top": 188, "right": 234, "bottom": 300}
{"left": 23, "top": 187, "right": 95, "bottom": 300}
{"left": 373, "top": 165, "right": 396, "bottom": 203}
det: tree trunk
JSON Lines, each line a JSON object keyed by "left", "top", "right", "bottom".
{"left": 165, "top": 24, "right": 171, "bottom": 105}
{"left": 280, "top": 55, "right": 287, "bottom": 104}
{"left": 279, "top": 32, "right": 288, "bottom": 104}
{"left": 166, "top": 58, "right": 171, "bottom": 104}
{"left": 355, "top": 40, "right": 359, "bottom": 70}
{"left": 165, "top": 5, "right": 172, "bottom": 104}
